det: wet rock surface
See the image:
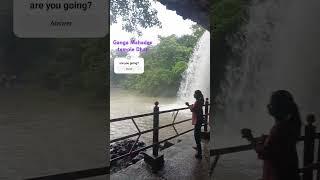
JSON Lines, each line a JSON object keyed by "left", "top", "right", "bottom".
{"left": 111, "top": 133, "right": 210, "bottom": 180}
{"left": 110, "top": 139, "right": 146, "bottom": 173}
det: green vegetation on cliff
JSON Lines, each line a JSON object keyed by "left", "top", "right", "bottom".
{"left": 110, "top": 25, "right": 205, "bottom": 96}
{"left": 211, "top": 0, "right": 249, "bottom": 96}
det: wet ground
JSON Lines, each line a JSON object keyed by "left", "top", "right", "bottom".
{"left": 111, "top": 132, "right": 210, "bottom": 180}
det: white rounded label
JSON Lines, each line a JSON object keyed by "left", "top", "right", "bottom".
{"left": 114, "top": 57, "right": 144, "bottom": 74}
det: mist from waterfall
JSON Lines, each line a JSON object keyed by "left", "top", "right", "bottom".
{"left": 177, "top": 31, "right": 210, "bottom": 103}
{"left": 217, "top": 0, "right": 320, "bottom": 134}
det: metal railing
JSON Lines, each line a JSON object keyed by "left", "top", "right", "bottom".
{"left": 210, "top": 114, "right": 320, "bottom": 180}
{"left": 26, "top": 167, "right": 109, "bottom": 180}
{"left": 110, "top": 98, "right": 211, "bottom": 163}
{"left": 27, "top": 98, "right": 210, "bottom": 179}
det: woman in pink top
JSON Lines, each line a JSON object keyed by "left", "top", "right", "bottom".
{"left": 186, "top": 90, "right": 204, "bottom": 159}
{"left": 255, "top": 90, "right": 301, "bottom": 180}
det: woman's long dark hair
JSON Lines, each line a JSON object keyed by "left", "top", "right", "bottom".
{"left": 194, "top": 90, "right": 204, "bottom": 106}
{"left": 269, "top": 90, "right": 301, "bottom": 139}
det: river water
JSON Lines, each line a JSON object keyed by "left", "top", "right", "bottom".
{"left": 110, "top": 31, "right": 210, "bottom": 145}
{"left": 0, "top": 87, "right": 106, "bottom": 179}
{"left": 110, "top": 88, "right": 194, "bottom": 144}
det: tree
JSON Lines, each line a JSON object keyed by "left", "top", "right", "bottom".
{"left": 110, "top": 0, "right": 162, "bottom": 34}
{"left": 111, "top": 25, "right": 205, "bottom": 96}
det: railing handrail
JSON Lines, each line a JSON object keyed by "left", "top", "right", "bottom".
{"left": 28, "top": 99, "right": 211, "bottom": 179}
{"left": 110, "top": 103, "right": 211, "bottom": 122}
{"left": 110, "top": 118, "right": 192, "bottom": 143}
{"left": 110, "top": 98, "right": 211, "bottom": 164}
{"left": 210, "top": 133, "right": 320, "bottom": 156}
{"left": 25, "top": 167, "right": 109, "bottom": 180}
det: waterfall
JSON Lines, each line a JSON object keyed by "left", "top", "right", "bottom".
{"left": 177, "top": 31, "right": 210, "bottom": 103}
{"left": 217, "top": 0, "right": 320, "bottom": 133}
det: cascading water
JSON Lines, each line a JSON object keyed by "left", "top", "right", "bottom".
{"left": 210, "top": 1, "right": 320, "bottom": 179}
{"left": 216, "top": 0, "right": 320, "bottom": 134}
{"left": 177, "top": 31, "right": 210, "bottom": 103}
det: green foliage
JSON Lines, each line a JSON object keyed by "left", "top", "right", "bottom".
{"left": 80, "top": 39, "right": 108, "bottom": 96}
{"left": 177, "top": 25, "right": 205, "bottom": 48}
{"left": 191, "top": 24, "right": 206, "bottom": 40}
{"left": 18, "top": 38, "right": 108, "bottom": 97}
{"left": 172, "top": 61, "right": 188, "bottom": 76}
{"left": 110, "top": 0, "right": 162, "bottom": 34}
{"left": 125, "top": 69, "right": 174, "bottom": 95}
{"left": 212, "top": 0, "right": 247, "bottom": 40}
{"left": 111, "top": 26, "right": 205, "bottom": 96}
{"left": 0, "top": 36, "right": 108, "bottom": 99}
{"left": 211, "top": 0, "right": 249, "bottom": 96}
{"left": 0, "top": 0, "right": 164, "bottom": 99}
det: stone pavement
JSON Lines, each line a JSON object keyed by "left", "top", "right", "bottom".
{"left": 111, "top": 132, "right": 210, "bottom": 180}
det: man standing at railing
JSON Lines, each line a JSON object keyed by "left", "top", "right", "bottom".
{"left": 186, "top": 90, "right": 204, "bottom": 159}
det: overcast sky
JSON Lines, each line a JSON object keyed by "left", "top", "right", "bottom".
{"left": 110, "top": 1, "right": 196, "bottom": 51}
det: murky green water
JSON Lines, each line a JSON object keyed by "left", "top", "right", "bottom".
{"left": 110, "top": 88, "right": 194, "bottom": 144}
{"left": 0, "top": 87, "right": 106, "bottom": 179}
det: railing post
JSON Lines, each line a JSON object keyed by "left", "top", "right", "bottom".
{"left": 200, "top": 98, "right": 210, "bottom": 140}
{"left": 303, "top": 114, "right": 316, "bottom": 180}
{"left": 312, "top": 114, "right": 320, "bottom": 180}
{"left": 153, "top": 101, "right": 159, "bottom": 157}
{"left": 204, "top": 98, "right": 209, "bottom": 132}
{"left": 143, "top": 101, "right": 164, "bottom": 172}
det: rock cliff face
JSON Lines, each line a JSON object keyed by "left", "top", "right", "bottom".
{"left": 158, "top": 0, "right": 209, "bottom": 30}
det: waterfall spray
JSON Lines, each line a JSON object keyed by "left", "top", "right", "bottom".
{"left": 177, "top": 31, "right": 210, "bottom": 103}
{"left": 218, "top": 0, "right": 320, "bottom": 133}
